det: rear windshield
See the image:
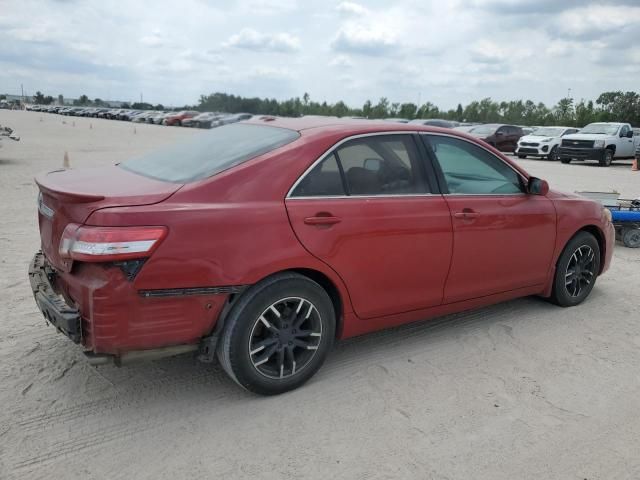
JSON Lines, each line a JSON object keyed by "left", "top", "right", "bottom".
{"left": 120, "top": 123, "right": 299, "bottom": 183}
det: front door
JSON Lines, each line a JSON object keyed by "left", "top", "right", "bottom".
{"left": 619, "top": 125, "right": 635, "bottom": 157}
{"left": 286, "top": 133, "right": 453, "bottom": 319}
{"left": 423, "top": 134, "right": 556, "bottom": 304}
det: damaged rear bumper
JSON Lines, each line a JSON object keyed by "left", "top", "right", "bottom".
{"left": 28, "top": 251, "right": 82, "bottom": 343}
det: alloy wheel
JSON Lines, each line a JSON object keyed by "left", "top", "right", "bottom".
{"left": 248, "top": 297, "right": 322, "bottom": 379}
{"left": 564, "top": 245, "right": 596, "bottom": 297}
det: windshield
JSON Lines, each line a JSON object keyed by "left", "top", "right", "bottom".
{"left": 531, "top": 127, "right": 565, "bottom": 137}
{"left": 579, "top": 123, "right": 620, "bottom": 135}
{"left": 120, "top": 123, "right": 300, "bottom": 183}
{"left": 469, "top": 125, "right": 497, "bottom": 135}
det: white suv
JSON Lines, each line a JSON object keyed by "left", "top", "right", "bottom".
{"left": 516, "top": 126, "right": 579, "bottom": 161}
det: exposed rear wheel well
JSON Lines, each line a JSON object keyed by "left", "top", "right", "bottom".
{"left": 219, "top": 269, "right": 344, "bottom": 339}
{"left": 576, "top": 225, "right": 606, "bottom": 274}
{"left": 289, "top": 268, "right": 343, "bottom": 338}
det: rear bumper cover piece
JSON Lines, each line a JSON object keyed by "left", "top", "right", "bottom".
{"left": 29, "top": 251, "right": 82, "bottom": 343}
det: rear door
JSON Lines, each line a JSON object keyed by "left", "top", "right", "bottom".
{"left": 285, "top": 133, "right": 453, "bottom": 319}
{"left": 422, "top": 134, "right": 556, "bottom": 303}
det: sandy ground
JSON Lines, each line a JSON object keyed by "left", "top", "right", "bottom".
{"left": 1, "top": 110, "right": 639, "bottom": 480}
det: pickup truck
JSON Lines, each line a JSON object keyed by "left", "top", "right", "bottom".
{"left": 558, "top": 122, "right": 638, "bottom": 166}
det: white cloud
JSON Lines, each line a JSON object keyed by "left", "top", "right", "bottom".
{"left": 336, "top": 1, "right": 369, "bottom": 16}
{"left": 550, "top": 5, "right": 640, "bottom": 39}
{"left": 328, "top": 55, "right": 354, "bottom": 68}
{"left": 331, "top": 23, "right": 399, "bottom": 56}
{"left": 223, "top": 28, "right": 300, "bottom": 52}
{"left": 140, "top": 31, "right": 165, "bottom": 48}
{"left": 0, "top": 0, "right": 636, "bottom": 110}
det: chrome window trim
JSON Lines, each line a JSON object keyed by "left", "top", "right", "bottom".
{"left": 419, "top": 132, "right": 529, "bottom": 195}
{"left": 286, "top": 131, "right": 421, "bottom": 199}
{"left": 287, "top": 193, "right": 440, "bottom": 201}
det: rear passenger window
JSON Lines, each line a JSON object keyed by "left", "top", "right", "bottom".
{"left": 290, "top": 135, "right": 429, "bottom": 197}
{"left": 336, "top": 136, "right": 427, "bottom": 195}
{"left": 291, "top": 153, "right": 345, "bottom": 197}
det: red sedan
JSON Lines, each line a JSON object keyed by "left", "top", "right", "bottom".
{"left": 30, "top": 117, "right": 614, "bottom": 395}
{"left": 163, "top": 110, "right": 199, "bottom": 126}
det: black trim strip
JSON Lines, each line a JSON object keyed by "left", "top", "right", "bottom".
{"left": 139, "top": 285, "right": 246, "bottom": 298}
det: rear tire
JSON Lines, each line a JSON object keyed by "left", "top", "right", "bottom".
{"left": 560, "top": 158, "right": 571, "bottom": 164}
{"left": 622, "top": 228, "right": 640, "bottom": 248}
{"left": 517, "top": 154, "right": 526, "bottom": 159}
{"left": 547, "top": 146, "right": 558, "bottom": 161}
{"left": 599, "top": 149, "right": 613, "bottom": 167}
{"left": 550, "top": 231, "right": 600, "bottom": 307}
{"left": 217, "top": 273, "right": 335, "bottom": 395}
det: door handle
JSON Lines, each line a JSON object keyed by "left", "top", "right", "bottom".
{"left": 304, "top": 215, "right": 341, "bottom": 226}
{"left": 453, "top": 209, "right": 479, "bottom": 220}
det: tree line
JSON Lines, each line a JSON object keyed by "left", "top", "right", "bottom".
{"left": 198, "top": 91, "right": 640, "bottom": 127}
{"left": 28, "top": 89, "right": 640, "bottom": 127}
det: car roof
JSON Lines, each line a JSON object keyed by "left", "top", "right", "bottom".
{"left": 245, "top": 115, "right": 462, "bottom": 134}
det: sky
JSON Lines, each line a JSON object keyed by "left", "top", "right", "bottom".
{"left": 1, "top": 0, "right": 639, "bottom": 109}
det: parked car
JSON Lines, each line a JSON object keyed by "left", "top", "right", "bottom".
{"left": 90, "top": 108, "right": 111, "bottom": 118}
{"left": 145, "top": 112, "right": 167, "bottom": 124}
{"left": 453, "top": 125, "right": 478, "bottom": 133}
{"left": 183, "top": 112, "right": 221, "bottom": 128}
{"left": 410, "top": 119, "right": 459, "bottom": 128}
{"left": 153, "top": 112, "right": 173, "bottom": 125}
{"left": 216, "top": 113, "right": 252, "bottom": 126}
{"left": 30, "top": 118, "right": 614, "bottom": 395}
{"left": 383, "top": 118, "right": 410, "bottom": 123}
{"left": 558, "top": 122, "right": 638, "bottom": 167}
{"left": 164, "top": 111, "right": 199, "bottom": 126}
{"left": 467, "top": 124, "right": 524, "bottom": 152}
{"left": 120, "top": 110, "right": 143, "bottom": 121}
{"left": 131, "top": 112, "right": 154, "bottom": 123}
{"left": 516, "top": 126, "right": 580, "bottom": 161}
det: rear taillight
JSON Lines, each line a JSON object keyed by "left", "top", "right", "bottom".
{"left": 59, "top": 224, "right": 168, "bottom": 262}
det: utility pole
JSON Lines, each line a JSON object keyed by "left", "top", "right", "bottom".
{"left": 21, "top": 83, "right": 24, "bottom": 104}
{"left": 567, "top": 88, "right": 572, "bottom": 99}
{"left": 140, "top": 92, "right": 143, "bottom": 104}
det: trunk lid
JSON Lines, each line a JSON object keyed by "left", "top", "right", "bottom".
{"left": 36, "top": 166, "right": 181, "bottom": 271}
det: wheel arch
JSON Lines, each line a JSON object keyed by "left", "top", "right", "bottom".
{"left": 605, "top": 144, "right": 616, "bottom": 154}
{"left": 215, "top": 267, "right": 347, "bottom": 339}
{"left": 575, "top": 224, "right": 607, "bottom": 274}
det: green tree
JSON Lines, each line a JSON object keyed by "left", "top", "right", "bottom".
{"left": 399, "top": 102, "right": 418, "bottom": 119}
{"left": 34, "top": 91, "right": 46, "bottom": 104}
{"left": 73, "top": 94, "right": 90, "bottom": 106}
{"left": 371, "top": 97, "right": 390, "bottom": 118}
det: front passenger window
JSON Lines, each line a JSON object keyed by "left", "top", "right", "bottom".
{"left": 426, "top": 136, "right": 523, "bottom": 195}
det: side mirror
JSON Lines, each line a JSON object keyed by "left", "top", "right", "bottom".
{"left": 528, "top": 177, "right": 549, "bottom": 195}
{"left": 626, "top": 130, "right": 634, "bottom": 138}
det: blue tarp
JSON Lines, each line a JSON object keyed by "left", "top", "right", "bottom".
{"left": 610, "top": 209, "right": 640, "bottom": 222}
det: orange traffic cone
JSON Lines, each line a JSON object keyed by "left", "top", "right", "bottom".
{"left": 632, "top": 158, "right": 638, "bottom": 172}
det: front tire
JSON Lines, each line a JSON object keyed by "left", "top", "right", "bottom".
{"left": 217, "top": 273, "right": 335, "bottom": 395}
{"left": 550, "top": 231, "right": 600, "bottom": 307}
{"left": 547, "top": 146, "right": 558, "bottom": 161}
{"left": 622, "top": 228, "right": 640, "bottom": 248}
{"left": 599, "top": 149, "right": 613, "bottom": 167}
{"left": 560, "top": 158, "right": 571, "bottom": 164}
{"left": 517, "top": 154, "right": 526, "bottom": 159}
